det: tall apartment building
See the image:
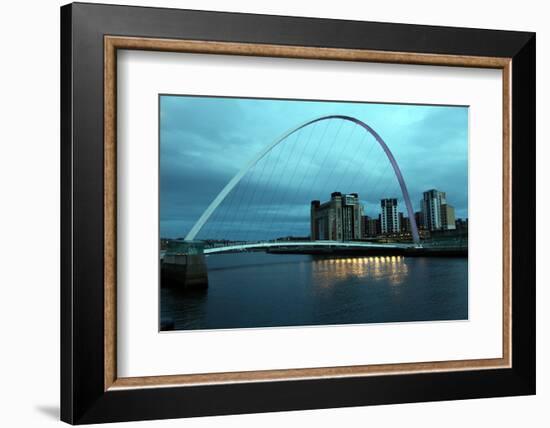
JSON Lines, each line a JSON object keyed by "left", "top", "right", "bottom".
{"left": 420, "top": 189, "right": 456, "bottom": 231}
{"left": 441, "top": 203, "right": 456, "bottom": 230}
{"left": 310, "top": 192, "right": 363, "bottom": 241}
{"left": 380, "top": 198, "right": 400, "bottom": 234}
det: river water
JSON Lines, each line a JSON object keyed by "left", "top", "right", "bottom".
{"left": 160, "top": 252, "right": 468, "bottom": 331}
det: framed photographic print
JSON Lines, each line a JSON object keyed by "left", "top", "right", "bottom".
{"left": 60, "top": 2, "right": 535, "bottom": 424}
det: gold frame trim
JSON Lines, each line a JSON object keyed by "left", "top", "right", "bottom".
{"left": 104, "top": 36, "right": 512, "bottom": 391}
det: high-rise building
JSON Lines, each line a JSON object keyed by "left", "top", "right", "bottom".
{"left": 341, "top": 193, "right": 363, "bottom": 240}
{"left": 380, "top": 198, "right": 400, "bottom": 234}
{"left": 311, "top": 192, "right": 363, "bottom": 241}
{"left": 421, "top": 189, "right": 457, "bottom": 231}
{"left": 441, "top": 204, "right": 456, "bottom": 230}
{"left": 421, "top": 189, "right": 445, "bottom": 230}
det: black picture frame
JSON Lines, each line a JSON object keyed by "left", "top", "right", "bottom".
{"left": 61, "top": 2, "right": 535, "bottom": 424}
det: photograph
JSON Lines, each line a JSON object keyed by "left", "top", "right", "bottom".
{"left": 159, "top": 95, "right": 469, "bottom": 331}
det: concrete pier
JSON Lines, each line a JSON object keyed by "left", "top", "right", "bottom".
{"left": 161, "top": 241, "right": 208, "bottom": 289}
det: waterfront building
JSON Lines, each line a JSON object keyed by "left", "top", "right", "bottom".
{"left": 361, "top": 215, "right": 368, "bottom": 238}
{"left": 455, "top": 217, "right": 468, "bottom": 231}
{"left": 361, "top": 215, "right": 381, "bottom": 237}
{"left": 400, "top": 213, "right": 411, "bottom": 233}
{"left": 380, "top": 198, "right": 400, "bottom": 234}
{"left": 421, "top": 189, "right": 445, "bottom": 230}
{"left": 441, "top": 203, "right": 457, "bottom": 230}
{"left": 374, "top": 215, "right": 382, "bottom": 235}
{"left": 414, "top": 211, "right": 424, "bottom": 230}
{"left": 311, "top": 192, "right": 363, "bottom": 241}
{"left": 420, "top": 189, "right": 457, "bottom": 231}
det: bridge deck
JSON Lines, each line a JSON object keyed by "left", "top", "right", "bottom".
{"left": 204, "top": 240, "right": 417, "bottom": 254}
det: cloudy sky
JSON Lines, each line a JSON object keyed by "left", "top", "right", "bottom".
{"left": 160, "top": 95, "right": 468, "bottom": 240}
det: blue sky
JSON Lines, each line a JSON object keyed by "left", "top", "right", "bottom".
{"left": 160, "top": 95, "right": 468, "bottom": 240}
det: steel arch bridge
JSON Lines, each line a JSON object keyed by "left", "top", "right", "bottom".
{"left": 184, "top": 115, "right": 420, "bottom": 244}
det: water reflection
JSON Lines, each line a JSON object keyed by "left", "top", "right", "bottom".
{"left": 311, "top": 255, "right": 409, "bottom": 287}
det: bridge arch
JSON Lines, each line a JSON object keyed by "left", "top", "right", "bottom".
{"left": 185, "top": 115, "right": 420, "bottom": 244}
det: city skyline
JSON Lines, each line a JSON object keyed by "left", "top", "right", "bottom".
{"left": 160, "top": 95, "right": 468, "bottom": 240}
{"left": 310, "top": 189, "right": 464, "bottom": 242}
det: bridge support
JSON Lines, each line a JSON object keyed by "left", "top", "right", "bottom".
{"left": 161, "top": 241, "right": 208, "bottom": 290}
